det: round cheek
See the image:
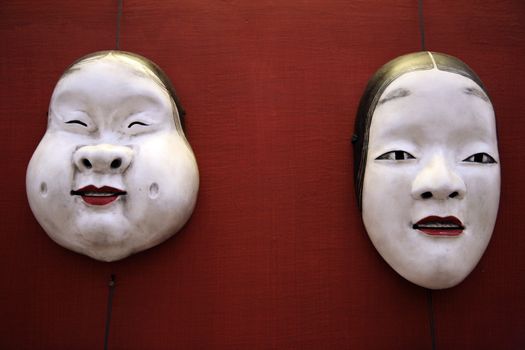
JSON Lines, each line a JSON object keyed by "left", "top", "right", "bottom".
{"left": 123, "top": 135, "right": 199, "bottom": 240}
{"left": 136, "top": 140, "right": 197, "bottom": 209}
{"left": 27, "top": 134, "right": 77, "bottom": 235}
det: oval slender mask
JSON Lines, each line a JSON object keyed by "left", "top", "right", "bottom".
{"left": 353, "top": 52, "right": 500, "bottom": 289}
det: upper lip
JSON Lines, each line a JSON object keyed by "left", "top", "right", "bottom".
{"left": 412, "top": 216, "right": 464, "bottom": 230}
{"left": 70, "top": 185, "right": 127, "bottom": 196}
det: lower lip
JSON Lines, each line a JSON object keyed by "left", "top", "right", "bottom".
{"left": 417, "top": 228, "right": 463, "bottom": 236}
{"left": 81, "top": 195, "right": 120, "bottom": 206}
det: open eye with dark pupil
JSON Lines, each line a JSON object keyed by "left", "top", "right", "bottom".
{"left": 65, "top": 120, "right": 87, "bottom": 127}
{"left": 463, "top": 152, "right": 496, "bottom": 164}
{"left": 376, "top": 150, "right": 415, "bottom": 160}
{"left": 128, "top": 121, "right": 149, "bottom": 128}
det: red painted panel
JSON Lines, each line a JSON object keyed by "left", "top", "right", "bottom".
{"left": 1, "top": 1, "right": 523, "bottom": 349}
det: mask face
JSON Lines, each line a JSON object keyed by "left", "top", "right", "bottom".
{"left": 26, "top": 53, "right": 199, "bottom": 261}
{"left": 362, "top": 69, "right": 500, "bottom": 289}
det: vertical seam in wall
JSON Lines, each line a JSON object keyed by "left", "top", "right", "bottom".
{"left": 418, "top": 0, "right": 427, "bottom": 51}
{"left": 427, "top": 289, "right": 437, "bottom": 350}
{"left": 104, "top": 274, "right": 117, "bottom": 350}
{"left": 116, "top": 0, "right": 123, "bottom": 49}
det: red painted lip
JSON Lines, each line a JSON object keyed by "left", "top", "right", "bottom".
{"left": 412, "top": 216, "right": 464, "bottom": 236}
{"left": 70, "top": 185, "right": 127, "bottom": 206}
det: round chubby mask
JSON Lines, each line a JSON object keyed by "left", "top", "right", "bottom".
{"left": 26, "top": 51, "right": 199, "bottom": 261}
{"left": 353, "top": 52, "right": 500, "bottom": 289}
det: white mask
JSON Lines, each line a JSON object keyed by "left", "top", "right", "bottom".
{"left": 354, "top": 52, "right": 500, "bottom": 289}
{"left": 26, "top": 51, "right": 199, "bottom": 261}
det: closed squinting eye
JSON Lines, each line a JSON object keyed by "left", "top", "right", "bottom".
{"left": 65, "top": 120, "right": 88, "bottom": 127}
{"left": 462, "top": 152, "right": 496, "bottom": 164}
{"left": 376, "top": 150, "right": 416, "bottom": 161}
{"left": 128, "top": 121, "right": 150, "bottom": 128}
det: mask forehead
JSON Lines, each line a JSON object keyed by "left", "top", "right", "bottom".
{"left": 54, "top": 51, "right": 186, "bottom": 135}
{"left": 47, "top": 56, "right": 179, "bottom": 136}
{"left": 56, "top": 60, "right": 171, "bottom": 111}
{"left": 370, "top": 69, "right": 497, "bottom": 150}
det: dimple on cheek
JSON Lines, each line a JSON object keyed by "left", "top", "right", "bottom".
{"left": 149, "top": 182, "right": 159, "bottom": 199}
{"left": 40, "top": 182, "right": 48, "bottom": 196}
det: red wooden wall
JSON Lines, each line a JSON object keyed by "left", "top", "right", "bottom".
{"left": 1, "top": 1, "right": 524, "bottom": 349}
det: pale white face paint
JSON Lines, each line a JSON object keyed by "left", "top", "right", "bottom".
{"left": 26, "top": 53, "right": 199, "bottom": 261}
{"left": 362, "top": 69, "right": 500, "bottom": 289}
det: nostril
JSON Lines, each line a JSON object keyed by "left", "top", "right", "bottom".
{"left": 421, "top": 191, "right": 433, "bottom": 199}
{"left": 449, "top": 191, "right": 459, "bottom": 198}
{"left": 110, "top": 158, "right": 122, "bottom": 169}
{"left": 82, "top": 158, "right": 92, "bottom": 169}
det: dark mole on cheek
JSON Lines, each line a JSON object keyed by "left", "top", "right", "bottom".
{"left": 149, "top": 183, "right": 159, "bottom": 199}
{"left": 40, "top": 182, "right": 48, "bottom": 195}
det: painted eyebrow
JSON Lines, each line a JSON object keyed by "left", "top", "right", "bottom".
{"left": 378, "top": 88, "right": 411, "bottom": 105}
{"left": 463, "top": 87, "right": 490, "bottom": 102}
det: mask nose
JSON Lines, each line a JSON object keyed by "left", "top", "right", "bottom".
{"left": 411, "top": 154, "right": 466, "bottom": 200}
{"left": 73, "top": 144, "right": 133, "bottom": 173}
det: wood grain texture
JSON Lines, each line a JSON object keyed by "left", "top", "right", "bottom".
{"left": 1, "top": 0, "right": 523, "bottom": 349}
